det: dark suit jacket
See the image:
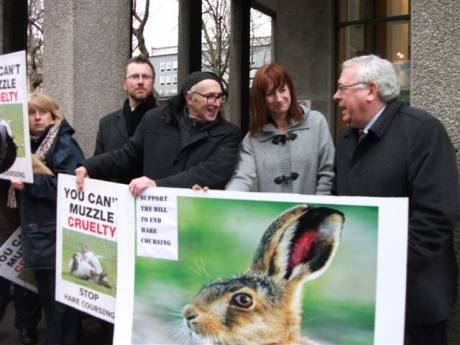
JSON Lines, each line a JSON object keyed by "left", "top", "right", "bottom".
{"left": 334, "top": 100, "right": 459, "bottom": 325}
{"left": 94, "top": 97, "right": 157, "bottom": 183}
{"left": 94, "top": 107, "right": 129, "bottom": 156}
{"left": 83, "top": 95, "right": 241, "bottom": 189}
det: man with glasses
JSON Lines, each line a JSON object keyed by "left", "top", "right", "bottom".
{"left": 333, "top": 55, "right": 459, "bottom": 345}
{"left": 94, "top": 55, "right": 157, "bottom": 183}
{"left": 76, "top": 71, "right": 240, "bottom": 196}
{"left": 89, "top": 55, "right": 157, "bottom": 344}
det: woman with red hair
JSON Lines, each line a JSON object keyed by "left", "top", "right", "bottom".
{"left": 226, "top": 63, "right": 334, "bottom": 194}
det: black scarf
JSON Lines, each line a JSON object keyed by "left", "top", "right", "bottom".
{"left": 123, "top": 95, "right": 157, "bottom": 136}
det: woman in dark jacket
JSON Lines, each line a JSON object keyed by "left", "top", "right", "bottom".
{"left": 10, "top": 92, "right": 84, "bottom": 345}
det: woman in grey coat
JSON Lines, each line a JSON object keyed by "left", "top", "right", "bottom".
{"left": 226, "top": 63, "right": 334, "bottom": 194}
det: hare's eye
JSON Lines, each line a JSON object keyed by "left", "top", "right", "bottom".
{"left": 230, "top": 293, "right": 253, "bottom": 309}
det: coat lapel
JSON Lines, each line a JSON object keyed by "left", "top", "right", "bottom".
{"left": 114, "top": 111, "right": 129, "bottom": 140}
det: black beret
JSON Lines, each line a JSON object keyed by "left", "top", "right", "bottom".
{"left": 180, "top": 71, "right": 225, "bottom": 95}
{"left": 0, "top": 123, "right": 17, "bottom": 174}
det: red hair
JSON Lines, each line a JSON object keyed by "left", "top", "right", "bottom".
{"left": 249, "top": 63, "right": 303, "bottom": 135}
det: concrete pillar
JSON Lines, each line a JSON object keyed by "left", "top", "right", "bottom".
{"left": 178, "top": 0, "right": 202, "bottom": 85}
{"left": 411, "top": 3, "right": 460, "bottom": 343}
{"left": 42, "top": 0, "right": 131, "bottom": 156}
{"left": 411, "top": 2, "right": 459, "bottom": 158}
{"left": 229, "top": 0, "right": 250, "bottom": 131}
{"left": 274, "top": 0, "right": 334, "bottom": 125}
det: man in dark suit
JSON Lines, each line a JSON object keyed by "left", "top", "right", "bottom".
{"left": 91, "top": 55, "right": 156, "bottom": 343}
{"left": 333, "top": 54, "right": 459, "bottom": 345}
{"left": 94, "top": 55, "right": 157, "bottom": 183}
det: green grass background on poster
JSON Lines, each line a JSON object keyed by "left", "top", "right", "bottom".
{"left": 135, "top": 197, "right": 378, "bottom": 344}
{"left": 61, "top": 228, "right": 117, "bottom": 297}
{"left": 0, "top": 103, "right": 25, "bottom": 157}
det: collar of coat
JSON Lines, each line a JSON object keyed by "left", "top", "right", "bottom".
{"left": 254, "top": 105, "right": 311, "bottom": 142}
{"left": 344, "top": 100, "right": 403, "bottom": 141}
{"left": 122, "top": 94, "right": 157, "bottom": 116}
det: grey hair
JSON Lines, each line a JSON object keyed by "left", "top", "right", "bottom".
{"left": 188, "top": 84, "right": 198, "bottom": 93}
{"left": 342, "top": 55, "right": 400, "bottom": 102}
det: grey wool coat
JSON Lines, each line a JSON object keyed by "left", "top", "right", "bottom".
{"left": 226, "top": 106, "right": 334, "bottom": 194}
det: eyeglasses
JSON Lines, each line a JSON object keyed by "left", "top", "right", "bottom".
{"left": 192, "top": 91, "right": 226, "bottom": 104}
{"left": 126, "top": 74, "right": 154, "bottom": 81}
{"left": 336, "top": 82, "right": 368, "bottom": 92}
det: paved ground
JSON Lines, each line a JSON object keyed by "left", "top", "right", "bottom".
{"left": 0, "top": 302, "right": 109, "bottom": 345}
{"left": 0, "top": 302, "right": 45, "bottom": 345}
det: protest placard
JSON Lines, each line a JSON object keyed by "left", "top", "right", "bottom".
{"left": 136, "top": 189, "right": 178, "bottom": 260}
{"left": 55, "top": 174, "right": 134, "bottom": 323}
{"left": 0, "top": 227, "right": 37, "bottom": 292}
{"left": 55, "top": 174, "right": 408, "bottom": 343}
{"left": 0, "top": 50, "right": 33, "bottom": 182}
{"left": 113, "top": 189, "right": 408, "bottom": 345}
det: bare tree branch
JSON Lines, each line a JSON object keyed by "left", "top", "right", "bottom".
{"left": 27, "top": 0, "right": 44, "bottom": 89}
{"left": 132, "top": 0, "right": 150, "bottom": 57}
{"left": 202, "top": 0, "right": 231, "bottom": 82}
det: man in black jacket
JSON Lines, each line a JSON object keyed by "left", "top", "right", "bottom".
{"left": 94, "top": 56, "right": 157, "bottom": 183}
{"left": 333, "top": 55, "right": 459, "bottom": 345}
{"left": 76, "top": 71, "right": 240, "bottom": 195}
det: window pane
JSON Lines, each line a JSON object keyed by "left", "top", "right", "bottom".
{"left": 337, "top": 25, "right": 365, "bottom": 63}
{"left": 201, "top": 0, "right": 231, "bottom": 82}
{"left": 374, "top": 21, "right": 410, "bottom": 64}
{"left": 339, "top": 0, "right": 409, "bottom": 23}
{"left": 250, "top": 8, "right": 272, "bottom": 86}
{"left": 27, "top": 0, "right": 44, "bottom": 90}
{"left": 338, "top": 0, "right": 366, "bottom": 22}
{"left": 376, "top": 0, "right": 410, "bottom": 17}
{"left": 335, "top": 20, "right": 410, "bottom": 135}
{"left": 337, "top": 21, "right": 409, "bottom": 89}
{"left": 134, "top": 0, "right": 179, "bottom": 99}
{"left": 374, "top": 21, "right": 410, "bottom": 102}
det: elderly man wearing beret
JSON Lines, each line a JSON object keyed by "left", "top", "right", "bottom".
{"left": 76, "top": 71, "right": 241, "bottom": 195}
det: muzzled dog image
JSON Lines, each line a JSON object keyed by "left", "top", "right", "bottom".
{"left": 181, "top": 205, "right": 344, "bottom": 345}
{"left": 68, "top": 245, "right": 113, "bottom": 289}
{"left": 62, "top": 228, "right": 117, "bottom": 297}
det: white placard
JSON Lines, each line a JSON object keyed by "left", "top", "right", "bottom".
{"left": 0, "top": 50, "right": 33, "bottom": 182}
{"left": 114, "top": 189, "right": 408, "bottom": 345}
{"left": 136, "top": 188, "right": 178, "bottom": 260}
{"left": 55, "top": 174, "right": 133, "bottom": 323}
{"left": 0, "top": 227, "right": 38, "bottom": 292}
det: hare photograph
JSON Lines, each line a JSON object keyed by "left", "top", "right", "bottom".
{"left": 131, "top": 196, "right": 380, "bottom": 345}
{"left": 61, "top": 228, "right": 117, "bottom": 297}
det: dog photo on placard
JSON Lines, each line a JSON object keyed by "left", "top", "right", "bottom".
{"left": 61, "top": 229, "right": 117, "bottom": 297}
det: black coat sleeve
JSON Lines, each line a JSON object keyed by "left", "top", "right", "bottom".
{"left": 407, "top": 116, "right": 460, "bottom": 270}
{"left": 155, "top": 125, "right": 241, "bottom": 189}
{"left": 83, "top": 116, "right": 145, "bottom": 181}
{"left": 94, "top": 118, "right": 105, "bottom": 156}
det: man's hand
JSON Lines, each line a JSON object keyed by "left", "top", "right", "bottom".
{"left": 192, "top": 184, "right": 209, "bottom": 191}
{"left": 75, "top": 166, "right": 88, "bottom": 191}
{"left": 129, "top": 176, "right": 156, "bottom": 197}
{"left": 10, "top": 178, "right": 24, "bottom": 190}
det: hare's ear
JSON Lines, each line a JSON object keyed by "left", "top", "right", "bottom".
{"left": 250, "top": 205, "right": 344, "bottom": 283}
